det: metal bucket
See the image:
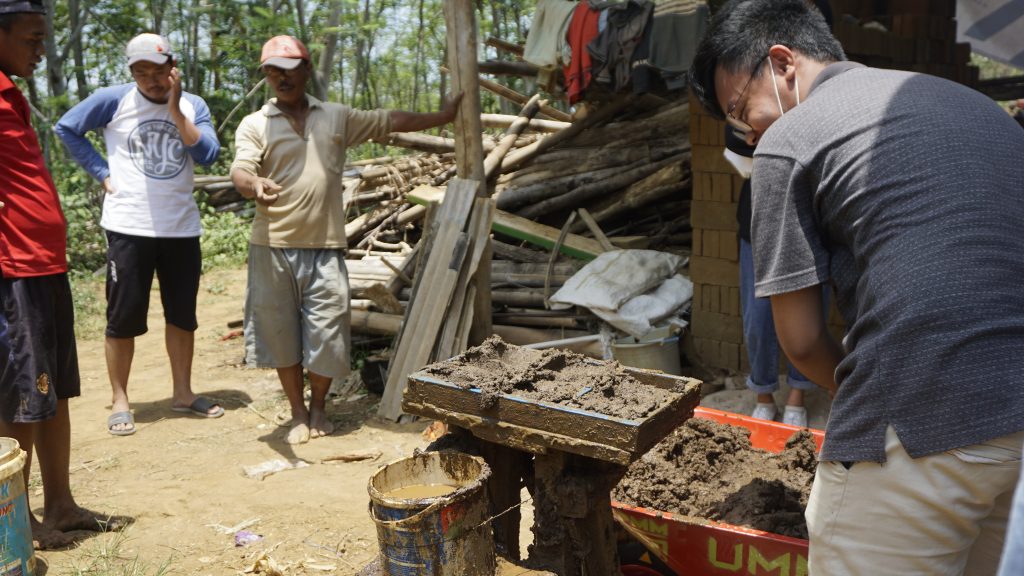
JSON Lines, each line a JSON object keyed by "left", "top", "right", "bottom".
{"left": 0, "top": 437, "right": 34, "bottom": 575}
{"left": 368, "top": 451, "right": 495, "bottom": 576}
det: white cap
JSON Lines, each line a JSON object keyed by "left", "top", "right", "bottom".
{"left": 126, "top": 33, "right": 173, "bottom": 66}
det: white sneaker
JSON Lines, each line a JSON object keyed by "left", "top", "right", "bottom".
{"left": 751, "top": 402, "right": 778, "bottom": 421}
{"left": 783, "top": 406, "right": 808, "bottom": 428}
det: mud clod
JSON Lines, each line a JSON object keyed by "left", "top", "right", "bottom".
{"left": 614, "top": 418, "right": 817, "bottom": 538}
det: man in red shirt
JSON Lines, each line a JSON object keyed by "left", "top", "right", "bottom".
{"left": 0, "top": 0, "right": 123, "bottom": 549}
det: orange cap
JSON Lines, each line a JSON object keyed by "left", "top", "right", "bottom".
{"left": 260, "top": 35, "right": 309, "bottom": 70}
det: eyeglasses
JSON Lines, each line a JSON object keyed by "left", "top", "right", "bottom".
{"left": 261, "top": 65, "right": 303, "bottom": 78}
{"left": 726, "top": 57, "right": 767, "bottom": 134}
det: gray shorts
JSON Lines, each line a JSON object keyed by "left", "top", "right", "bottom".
{"left": 244, "top": 245, "right": 351, "bottom": 379}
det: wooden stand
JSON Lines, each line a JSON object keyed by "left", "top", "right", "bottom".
{"left": 529, "top": 452, "right": 625, "bottom": 575}
{"left": 403, "top": 367, "right": 702, "bottom": 575}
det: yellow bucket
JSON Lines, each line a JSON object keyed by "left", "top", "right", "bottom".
{"left": 0, "top": 438, "right": 34, "bottom": 575}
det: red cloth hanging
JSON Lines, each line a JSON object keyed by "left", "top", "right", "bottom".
{"left": 563, "top": 2, "right": 602, "bottom": 105}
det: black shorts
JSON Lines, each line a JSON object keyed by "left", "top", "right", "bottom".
{"left": 0, "top": 273, "right": 81, "bottom": 423}
{"left": 105, "top": 231, "right": 201, "bottom": 338}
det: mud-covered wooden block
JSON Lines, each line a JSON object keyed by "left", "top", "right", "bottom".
{"left": 402, "top": 337, "right": 702, "bottom": 465}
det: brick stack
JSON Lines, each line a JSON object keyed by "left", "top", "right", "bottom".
{"left": 831, "top": 0, "right": 979, "bottom": 87}
{"left": 687, "top": 91, "right": 749, "bottom": 373}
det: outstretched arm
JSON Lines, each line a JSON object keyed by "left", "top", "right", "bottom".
{"left": 389, "top": 92, "right": 463, "bottom": 133}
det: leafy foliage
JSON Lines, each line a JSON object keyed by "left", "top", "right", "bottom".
{"left": 25, "top": 0, "right": 541, "bottom": 272}
{"left": 198, "top": 202, "right": 251, "bottom": 273}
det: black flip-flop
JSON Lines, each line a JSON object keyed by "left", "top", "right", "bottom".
{"left": 172, "top": 396, "right": 224, "bottom": 418}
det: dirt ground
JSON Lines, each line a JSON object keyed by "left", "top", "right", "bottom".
{"left": 35, "top": 266, "right": 429, "bottom": 575}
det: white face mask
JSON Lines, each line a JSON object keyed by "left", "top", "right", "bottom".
{"left": 770, "top": 56, "right": 800, "bottom": 116}
{"left": 724, "top": 149, "right": 754, "bottom": 179}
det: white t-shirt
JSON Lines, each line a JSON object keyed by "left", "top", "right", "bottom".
{"left": 55, "top": 84, "right": 220, "bottom": 237}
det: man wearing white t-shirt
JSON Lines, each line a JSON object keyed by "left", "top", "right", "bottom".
{"left": 56, "top": 33, "right": 222, "bottom": 436}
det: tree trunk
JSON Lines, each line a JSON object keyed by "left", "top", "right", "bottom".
{"left": 412, "top": 0, "right": 426, "bottom": 109}
{"left": 43, "top": 0, "right": 65, "bottom": 99}
{"left": 316, "top": 0, "right": 344, "bottom": 100}
{"left": 68, "top": 0, "right": 89, "bottom": 101}
{"left": 150, "top": 0, "right": 165, "bottom": 32}
{"left": 190, "top": 0, "right": 201, "bottom": 93}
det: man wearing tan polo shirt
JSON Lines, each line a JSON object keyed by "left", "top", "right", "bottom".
{"left": 231, "top": 36, "right": 460, "bottom": 444}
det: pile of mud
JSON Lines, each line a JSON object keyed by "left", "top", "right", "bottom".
{"left": 614, "top": 418, "right": 817, "bottom": 538}
{"left": 422, "top": 336, "right": 680, "bottom": 420}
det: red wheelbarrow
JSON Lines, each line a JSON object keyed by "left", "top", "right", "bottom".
{"left": 613, "top": 407, "right": 825, "bottom": 576}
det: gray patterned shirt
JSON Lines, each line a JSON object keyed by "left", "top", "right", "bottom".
{"left": 752, "top": 63, "right": 1024, "bottom": 462}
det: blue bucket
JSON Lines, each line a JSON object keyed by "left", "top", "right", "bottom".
{"left": 368, "top": 451, "right": 494, "bottom": 576}
{"left": 0, "top": 438, "right": 34, "bottom": 575}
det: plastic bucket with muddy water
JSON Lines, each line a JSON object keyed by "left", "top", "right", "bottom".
{"left": 368, "top": 451, "right": 495, "bottom": 575}
{"left": 0, "top": 437, "right": 35, "bottom": 575}
{"left": 612, "top": 326, "right": 682, "bottom": 375}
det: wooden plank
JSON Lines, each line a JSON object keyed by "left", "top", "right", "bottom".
{"left": 437, "top": 198, "right": 495, "bottom": 358}
{"left": 467, "top": 207, "right": 494, "bottom": 347}
{"left": 378, "top": 178, "right": 479, "bottom": 420}
{"left": 404, "top": 367, "right": 699, "bottom": 456}
{"left": 402, "top": 400, "right": 629, "bottom": 464}
{"left": 408, "top": 185, "right": 605, "bottom": 260}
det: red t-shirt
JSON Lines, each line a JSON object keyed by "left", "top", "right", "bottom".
{"left": 0, "top": 71, "right": 68, "bottom": 277}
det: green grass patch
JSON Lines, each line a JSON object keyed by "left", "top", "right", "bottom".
{"left": 66, "top": 531, "right": 173, "bottom": 576}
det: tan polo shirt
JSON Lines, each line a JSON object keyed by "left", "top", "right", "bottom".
{"left": 231, "top": 95, "right": 391, "bottom": 248}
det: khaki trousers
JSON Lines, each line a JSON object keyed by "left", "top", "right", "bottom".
{"left": 807, "top": 426, "right": 1024, "bottom": 575}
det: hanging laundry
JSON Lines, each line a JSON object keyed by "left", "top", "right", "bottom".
{"left": 648, "top": 0, "right": 709, "bottom": 90}
{"left": 629, "top": 6, "right": 662, "bottom": 95}
{"left": 523, "top": 0, "right": 578, "bottom": 70}
{"left": 588, "top": 0, "right": 655, "bottom": 93}
{"left": 564, "top": 2, "right": 603, "bottom": 104}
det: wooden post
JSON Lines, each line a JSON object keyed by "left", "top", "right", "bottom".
{"left": 444, "top": 0, "right": 492, "bottom": 346}
{"left": 444, "top": 0, "right": 486, "bottom": 184}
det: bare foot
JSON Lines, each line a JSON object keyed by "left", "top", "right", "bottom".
{"left": 285, "top": 420, "right": 310, "bottom": 445}
{"left": 309, "top": 409, "right": 335, "bottom": 438}
{"left": 45, "top": 506, "right": 130, "bottom": 533}
{"left": 31, "top": 518, "right": 72, "bottom": 550}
